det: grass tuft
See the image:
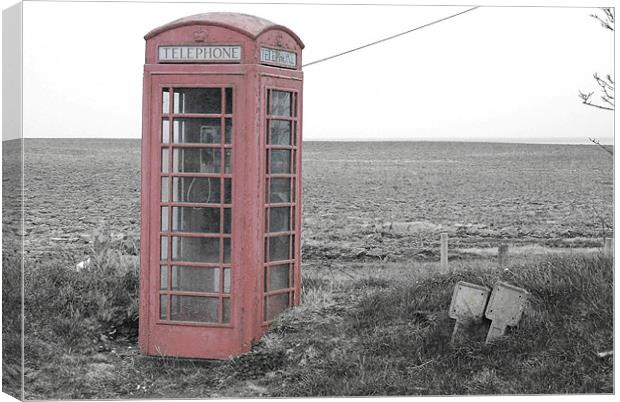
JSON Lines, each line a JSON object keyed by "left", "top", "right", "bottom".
{"left": 25, "top": 221, "right": 139, "bottom": 347}
{"left": 265, "top": 253, "right": 613, "bottom": 396}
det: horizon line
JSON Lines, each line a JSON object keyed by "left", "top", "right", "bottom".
{"left": 8, "top": 137, "right": 615, "bottom": 146}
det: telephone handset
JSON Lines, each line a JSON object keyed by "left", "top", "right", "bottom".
{"left": 186, "top": 177, "right": 214, "bottom": 206}
{"left": 184, "top": 125, "right": 218, "bottom": 206}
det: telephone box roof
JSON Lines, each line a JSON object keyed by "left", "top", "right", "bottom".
{"left": 144, "top": 12, "right": 305, "bottom": 48}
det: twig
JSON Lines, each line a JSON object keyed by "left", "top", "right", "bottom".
{"left": 591, "top": 8, "right": 614, "bottom": 32}
{"left": 408, "top": 359, "right": 434, "bottom": 370}
{"left": 579, "top": 9, "right": 614, "bottom": 111}
{"left": 588, "top": 137, "right": 613, "bottom": 157}
{"left": 580, "top": 91, "right": 615, "bottom": 111}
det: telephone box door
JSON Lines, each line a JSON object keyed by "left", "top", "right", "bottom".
{"left": 261, "top": 75, "right": 303, "bottom": 324}
{"left": 142, "top": 74, "right": 247, "bottom": 359}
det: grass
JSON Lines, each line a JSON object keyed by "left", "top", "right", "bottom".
{"left": 19, "top": 231, "right": 614, "bottom": 398}
{"left": 2, "top": 250, "right": 23, "bottom": 400}
{"left": 257, "top": 254, "right": 614, "bottom": 396}
{"left": 24, "top": 221, "right": 139, "bottom": 349}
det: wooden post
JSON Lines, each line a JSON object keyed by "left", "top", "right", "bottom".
{"left": 604, "top": 238, "right": 613, "bottom": 256}
{"left": 498, "top": 244, "right": 509, "bottom": 268}
{"left": 440, "top": 233, "right": 448, "bottom": 271}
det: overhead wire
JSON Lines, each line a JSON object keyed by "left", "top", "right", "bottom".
{"left": 302, "top": 6, "right": 480, "bottom": 67}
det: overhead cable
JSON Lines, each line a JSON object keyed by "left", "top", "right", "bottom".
{"left": 303, "top": 6, "right": 480, "bottom": 67}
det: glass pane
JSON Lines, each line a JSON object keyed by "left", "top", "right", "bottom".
{"left": 269, "top": 264, "right": 290, "bottom": 290}
{"left": 271, "top": 90, "right": 291, "bottom": 117}
{"left": 173, "top": 148, "right": 221, "bottom": 173}
{"left": 161, "top": 207, "right": 169, "bottom": 231}
{"left": 291, "top": 207, "right": 295, "bottom": 230}
{"left": 223, "top": 268, "right": 231, "bottom": 293}
{"left": 172, "top": 177, "right": 221, "bottom": 204}
{"left": 265, "top": 293, "right": 289, "bottom": 321}
{"left": 291, "top": 264, "right": 295, "bottom": 286}
{"left": 160, "top": 236, "right": 168, "bottom": 260}
{"left": 172, "top": 207, "right": 220, "bottom": 233}
{"left": 269, "top": 207, "right": 290, "bottom": 233}
{"left": 293, "top": 92, "right": 297, "bottom": 117}
{"left": 225, "top": 88, "right": 233, "bottom": 114}
{"left": 224, "top": 178, "right": 232, "bottom": 204}
{"left": 160, "top": 295, "right": 168, "bottom": 320}
{"left": 224, "top": 208, "right": 231, "bottom": 234}
{"left": 271, "top": 150, "right": 291, "bottom": 174}
{"left": 224, "top": 149, "right": 232, "bottom": 173}
{"left": 172, "top": 236, "right": 219, "bottom": 263}
{"left": 173, "top": 118, "right": 221, "bottom": 143}
{"left": 225, "top": 119, "right": 232, "bottom": 144}
{"left": 224, "top": 238, "right": 231, "bottom": 263}
{"left": 270, "top": 120, "right": 291, "bottom": 145}
{"left": 170, "top": 296, "right": 219, "bottom": 322}
{"left": 270, "top": 178, "right": 291, "bottom": 203}
{"left": 173, "top": 88, "right": 221, "bottom": 114}
{"left": 171, "top": 266, "right": 220, "bottom": 292}
{"left": 161, "top": 177, "right": 169, "bottom": 202}
{"left": 161, "top": 148, "right": 169, "bottom": 173}
{"left": 267, "top": 235, "right": 290, "bottom": 262}
{"left": 160, "top": 265, "right": 168, "bottom": 290}
{"left": 223, "top": 298, "right": 231, "bottom": 323}
{"left": 162, "top": 119, "right": 170, "bottom": 144}
{"left": 162, "top": 89, "right": 170, "bottom": 114}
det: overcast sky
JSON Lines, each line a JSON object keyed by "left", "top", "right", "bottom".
{"left": 9, "top": 1, "right": 616, "bottom": 143}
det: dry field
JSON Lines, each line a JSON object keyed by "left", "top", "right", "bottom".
{"left": 2, "top": 138, "right": 614, "bottom": 398}
{"left": 18, "top": 139, "right": 614, "bottom": 261}
{"left": 302, "top": 141, "right": 613, "bottom": 260}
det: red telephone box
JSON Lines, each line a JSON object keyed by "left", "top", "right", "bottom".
{"left": 139, "top": 12, "right": 303, "bottom": 359}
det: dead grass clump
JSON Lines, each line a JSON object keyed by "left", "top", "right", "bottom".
{"left": 268, "top": 254, "right": 613, "bottom": 396}
{"left": 25, "top": 222, "right": 139, "bottom": 348}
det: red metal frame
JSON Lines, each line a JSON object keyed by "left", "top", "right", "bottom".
{"left": 139, "top": 13, "right": 303, "bottom": 359}
{"left": 262, "top": 86, "right": 301, "bottom": 323}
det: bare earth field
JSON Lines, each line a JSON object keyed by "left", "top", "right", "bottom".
{"left": 20, "top": 139, "right": 613, "bottom": 261}
{"left": 302, "top": 141, "right": 613, "bottom": 260}
{"left": 3, "top": 139, "right": 614, "bottom": 398}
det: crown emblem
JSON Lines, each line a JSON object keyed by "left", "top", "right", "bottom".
{"left": 275, "top": 33, "right": 284, "bottom": 47}
{"left": 193, "top": 30, "right": 207, "bottom": 42}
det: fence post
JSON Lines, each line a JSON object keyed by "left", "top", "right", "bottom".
{"left": 440, "top": 232, "right": 448, "bottom": 271}
{"left": 498, "top": 244, "right": 509, "bottom": 268}
{"left": 604, "top": 238, "right": 613, "bottom": 256}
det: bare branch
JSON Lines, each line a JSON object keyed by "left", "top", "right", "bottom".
{"left": 579, "top": 90, "right": 593, "bottom": 103}
{"left": 589, "top": 137, "right": 614, "bottom": 157}
{"left": 580, "top": 9, "right": 615, "bottom": 110}
{"left": 581, "top": 96, "right": 615, "bottom": 111}
{"left": 580, "top": 73, "right": 615, "bottom": 111}
{"left": 591, "top": 7, "right": 615, "bottom": 31}
{"left": 592, "top": 73, "right": 615, "bottom": 107}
